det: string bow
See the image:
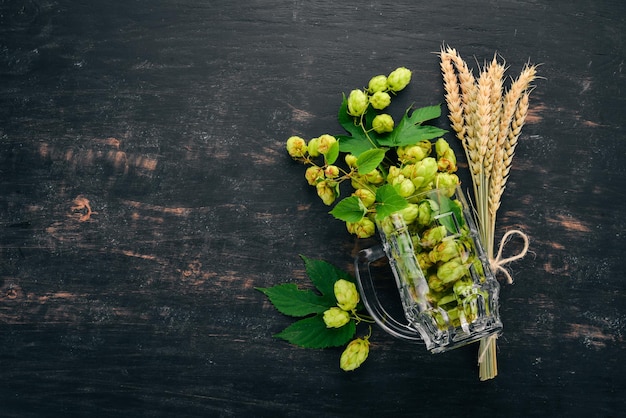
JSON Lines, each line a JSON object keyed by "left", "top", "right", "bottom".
{"left": 489, "top": 229, "right": 530, "bottom": 284}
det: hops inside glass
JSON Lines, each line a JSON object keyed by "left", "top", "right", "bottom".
{"left": 355, "top": 186, "right": 502, "bottom": 353}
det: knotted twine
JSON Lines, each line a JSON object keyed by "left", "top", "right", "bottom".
{"left": 489, "top": 229, "right": 530, "bottom": 285}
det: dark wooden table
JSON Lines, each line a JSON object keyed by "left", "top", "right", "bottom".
{"left": 1, "top": 1, "right": 624, "bottom": 416}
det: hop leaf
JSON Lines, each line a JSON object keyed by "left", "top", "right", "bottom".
{"left": 380, "top": 105, "right": 447, "bottom": 148}
{"left": 300, "top": 255, "right": 356, "bottom": 300}
{"left": 275, "top": 314, "right": 356, "bottom": 349}
{"left": 356, "top": 148, "right": 387, "bottom": 174}
{"left": 256, "top": 284, "right": 330, "bottom": 317}
{"left": 374, "top": 184, "right": 409, "bottom": 220}
{"left": 329, "top": 196, "right": 367, "bottom": 223}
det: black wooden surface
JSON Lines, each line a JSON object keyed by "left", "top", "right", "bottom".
{"left": 1, "top": 1, "right": 625, "bottom": 417}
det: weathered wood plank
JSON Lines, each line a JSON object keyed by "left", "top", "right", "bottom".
{"left": 0, "top": 0, "right": 624, "bottom": 416}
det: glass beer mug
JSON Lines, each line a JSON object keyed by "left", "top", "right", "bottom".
{"left": 354, "top": 186, "right": 502, "bottom": 353}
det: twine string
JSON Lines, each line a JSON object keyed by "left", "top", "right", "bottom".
{"left": 489, "top": 229, "right": 530, "bottom": 284}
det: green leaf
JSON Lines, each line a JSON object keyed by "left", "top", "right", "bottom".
{"left": 329, "top": 196, "right": 367, "bottom": 223}
{"left": 432, "top": 192, "right": 465, "bottom": 234}
{"left": 275, "top": 314, "right": 356, "bottom": 348}
{"left": 393, "top": 125, "right": 449, "bottom": 147}
{"left": 375, "top": 184, "right": 409, "bottom": 220}
{"left": 379, "top": 105, "right": 447, "bottom": 148}
{"left": 256, "top": 284, "right": 332, "bottom": 317}
{"left": 356, "top": 148, "right": 387, "bottom": 174}
{"left": 324, "top": 140, "right": 340, "bottom": 165}
{"left": 407, "top": 104, "right": 442, "bottom": 125}
{"left": 337, "top": 134, "right": 375, "bottom": 156}
{"left": 300, "top": 255, "right": 355, "bottom": 299}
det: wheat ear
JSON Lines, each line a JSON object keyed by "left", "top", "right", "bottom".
{"left": 488, "top": 91, "right": 530, "bottom": 243}
{"left": 497, "top": 64, "right": 537, "bottom": 145}
{"left": 484, "top": 56, "right": 504, "bottom": 179}
{"left": 445, "top": 47, "right": 482, "bottom": 190}
{"left": 504, "top": 91, "right": 530, "bottom": 176}
{"left": 440, "top": 49, "right": 465, "bottom": 143}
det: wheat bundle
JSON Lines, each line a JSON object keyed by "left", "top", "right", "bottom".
{"left": 439, "top": 45, "right": 537, "bottom": 380}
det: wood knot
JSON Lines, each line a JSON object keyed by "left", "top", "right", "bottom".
{"left": 71, "top": 196, "right": 97, "bottom": 222}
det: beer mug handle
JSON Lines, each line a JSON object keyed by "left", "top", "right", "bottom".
{"left": 354, "top": 246, "right": 423, "bottom": 343}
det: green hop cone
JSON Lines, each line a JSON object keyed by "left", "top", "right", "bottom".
{"left": 323, "top": 307, "right": 351, "bottom": 328}
{"left": 369, "top": 91, "right": 392, "bottom": 110}
{"left": 429, "top": 239, "right": 462, "bottom": 263}
{"left": 345, "top": 153, "right": 358, "bottom": 168}
{"left": 398, "top": 203, "right": 419, "bottom": 224}
{"left": 305, "top": 166, "right": 324, "bottom": 186}
{"left": 437, "top": 257, "right": 468, "bottom": 284}
{"left": 324, "top": 165, "right": 340, "bottom": 178}
{"left": 434, "top": 172, "right": 460, "bottom": 197}
{"left": 340, "top": 338, "right": 370, "bottom": 371}
{"left": 307, "top": 137, "right": 320, "bottom": 157}
{"left": 435, "top": 137, "right": 451, "bottom": 158}
{"left": 346, "top": 217, "right": 375, "bottom": 238}
{"left": 347, "top": 89, "right": 369, "bottom": 117}
{"left": 372, "top": 113, "right": 394, "bottom": 134}
{"left": 334, "top": 279, "right": 360, "bottom": 311}
{"left": 417, "top": 251, "right": 434, "bottom": 271}
{"left": 428, "top": 273, "right": 447, "bottom": 293}
{"left": 387, "top": 67, "right": 412, "bottom": 92}
{"left": 353, "top": 188, "right": 376, "bottom": 208}
{"left": 407, "top": 157, "right": 438, "bottom": 190}
{"left": 387, "top": 166, "right": 402, "bottom": 184}
{"left": 435, "top": 138, "right": 457, "bottom": 172}
{"left": 395, "top": 177, "right": 415, "bottom": 198}
{"left": 317, "top": 134, "right": 337, "bottom": 155}
{"left": 420, "top": 225, "right": 448, "bottom": 248}
{"left": 316, "top": 180, "right": 337, "bottom": 205}
{"left": 364, "top": 169, "right": 384, "bottom": 185}
{"left": 453, "top": 277, "right": 476, "bottom": 299}
{"left": 397, "top": 140, "right": 432, "bottom": 163}
{"left": 417, "top": 200, "right": 435, "bottom": 226}
{"left": 286, "top": 136, "right": 308, "bottom": 158}
{"left": 367, "top": 75, "right": 388, "bottom": 93}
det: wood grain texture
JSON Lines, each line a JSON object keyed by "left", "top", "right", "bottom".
{"left": 1, "top": 0, "right": 625, "bottom": 416}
